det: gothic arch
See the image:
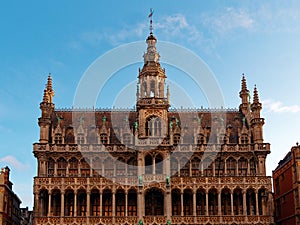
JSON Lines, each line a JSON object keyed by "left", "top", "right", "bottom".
{"left": 183, "top": 188, "right": 193, "bottom": 215}
{"left": 233, "top": 188, "right": 243, "bottom": 215}
{"left": 196, "top": 188, "right": 206, "bottom": 215}
{"left": 127, "top": 189, "right": 137, "bottom": 216}
{"left": 145, "top": 187, "right": 164, "bottom": 216}
{"left": 38, "top": 189, "right": 48, "bottom": 216}
{"left": 221, "top": 188, "right": 231, "bottom": 215}
{"left": 208, "top": 188, "right": 218, "bottom": 215}
{"left": 171, "top": 188, "right": 181, "bottom": 216}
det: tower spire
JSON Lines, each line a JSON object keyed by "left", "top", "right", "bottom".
{"left": 46, "top": 73, "right": 55, "bottom": 103}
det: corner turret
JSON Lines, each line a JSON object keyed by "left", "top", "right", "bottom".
{"left": 250, "top": 85, "right": 264, "bottom": 143}
{"left": 38, "top": 74, "right": 55, "bottom": 143}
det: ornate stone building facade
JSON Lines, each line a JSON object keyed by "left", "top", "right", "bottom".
{"left": 33, "top": 23, "right": 274, "bottom": 225}
{"left": 0, "top": 167, "right": 22, "bottom": 225}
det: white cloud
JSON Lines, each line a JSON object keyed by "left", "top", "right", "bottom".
{"left": 263, "top": 99, "right": 300, "bottom": 113}
{"left": 202, "top": 7, "right": 254, "bottom": 35}
{"left": 157, "top": 14, "right": 201, "bottom": 40}
{"left": 0, "top": 155, "right": 30, "bottom": 170}
{"left": 254, "top": 3, "right": 300, "bottom": 33}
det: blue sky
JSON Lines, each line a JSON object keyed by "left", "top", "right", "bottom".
{"left": 1, "top": 1, "right": 300, "bottom": 208}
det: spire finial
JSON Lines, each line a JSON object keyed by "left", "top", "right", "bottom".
{"left": 46, "top": 73, "right": 55, "bottom": 103}
{"left": 253, "top": 84, "right": 260, "bottom": 103}
{"left": 148, "top": 8, "right": 154, "bottom": 35}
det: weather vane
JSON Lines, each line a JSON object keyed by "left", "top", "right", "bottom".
{"left": 148, "top": 8, "right": 154, "bottom": 34}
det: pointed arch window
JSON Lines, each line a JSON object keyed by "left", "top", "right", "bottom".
{"left": 57, "top": 157, "right": 67, "bottom": 177}
{"left": 146, "top": 116, "right": 162, "bottom": 137}
{"left": 173, "top": 134, "right": 181, "bottom": 145}
{"left": 91, "top": 189, "right": 100, "bottom": 216}
{"left": 238, "top": 157, "right": 248, "bottom": 176}
{"left": 127, "top": 157, "right": 137, "bottom": 176}
{"left": 100, "top": 134, "right": 108, "bottom": 145}
{"left": 69, "top": 157, "right": 78, "bottom": 177}
{"left": 208, "top": 189, "right": 218, "bottom": 215}
{"left": 128, "top": 189, "right": 137, "bottom": 216}
{"left": 54, "top": 133, "right": 62, "bottom": 144}
{"left": 77, "top": 134, "right": 85, "bottom": 144}
{"left": 65, "top": 127, "right": 75, "bottom": 144}
{"left": 183, "top": 189, "right": 193, "bottom": 215}
{"left": 241, "top": 134, "right": 249, "bottom": 144}
{"left": 77, "top": 190, "right": 87, "bottom": 216}
{"left": 215, "top": 157, "right": 225, "bottom": 176}
{"left": 48, "top": 158, "right": 55, "bottom": 177}
{"left": 92, "top": 157, "right": 102, "bottom": 177}
{"left": 226, "top": 157, "right": 237, "bottom": 176}
{"left": 202, "top": 158, "right": 213, "bottom": 176}
{"left": 80, "top": 158, "right": 91, "bottom": 177}
{"left": 123, "top": 133, "right": 131, "bottom": 145}
{"left": 64, "top": 190, "right": 74, "bottom": 216}
{"left": 102, "top": 190, "right": 112, "bottom": 216}
{"left": 115, "top": 190, "right": 125, "bottom": 216}
{"left": 196, "top": 189, "right": 206, "bottom": 215}
{"left": 170, "top": 157, "right": 178, "bottom": 177}
{"left": 191, "top": 157, "right": 201, "bottom": 176}
{"left": 155, "top": 154, "right": 163, "bottom": 174}
{"left": 197, "top": 134, "right": 205, "bottom": 145}
{"left": 180, "top": 158, "right": 190, "bottom": 177}
{"left": 233, "top": 188, "right": 243, "bottom": 215}
{"left": 221, "top": 189, "right": 231, "bottom": 215}
{"left": 116, "top": 158, "right": 126, "bottom": 176}
{"left": 172, "top": 189, "right": 181, "bottom": 215}
{"left": 250, "top": 158, "right": 256, "bottom": 175}
{"left": 104, "top": 158, "right": 114, "bottom": 177}
{"left": 150, "top": 80, "right": 155, "bottom": 97}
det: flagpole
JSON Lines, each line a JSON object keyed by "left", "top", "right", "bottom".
{"left": 148, "top": 8, "right": 154, "bottom": 34}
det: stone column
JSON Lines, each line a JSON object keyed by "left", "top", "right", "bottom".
{"left": 165, "top": 189, "right": 171, "bottom": 220}
{"left": 152, "top": 157, "right": 155, "bottom": 175}
{"left": 193, "top": 191, "right": 197, "bottom": 216}
{"left": 60, "top": 192, "right": 64, "bottom": 217}
{"left": 112, "top": 191, "right": 116, "bottom": 217}
{"left": 47, "top": 193, "right": 51, "bottom": 216}
{"left": 137, "top": 189, "right": 143, "bottom": 220}
{"left": 125, "top": 191, "right": 128, "bottom": 217}
{"left": 218, "top": 191, "right": 221, "bottom": 215}
{"left": 255, "top": 191, "right": 259, "bottom": 216}
{"left": 87, "top": 191, "right": 90, "bottom": 217}
{"left": 243, "top": 191, "right": 247, "bottom": 215}
{"left": 181, "top": 191, "right": 184, "bottom": 216}
{"left": 74, "top": 192, "right": 77, "bottom": 216}
{"left": 205, "top": 192, "right": 209, "bottom": 216}
{"left": 34, "top": 193, "right": 39, "bottom": 217}
{"left": 100, "top": 191, "right": 102, "bottom": 216}
{"left": 231, "top": 192, "right": 234, "bottom": 216}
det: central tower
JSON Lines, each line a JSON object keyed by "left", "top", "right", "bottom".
{"left": 136, "top": 26, "right": 170, "bottom": 138}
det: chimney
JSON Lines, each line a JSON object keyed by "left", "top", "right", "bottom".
{"left": 4, "top": 166, "right": 10, "bottom": 185}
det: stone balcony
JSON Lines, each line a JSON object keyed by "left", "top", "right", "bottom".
{"left": 33, "top": 142, "right": 271, "bottom": 153}
{"left": 34, "top": 175, "right": 272, "bottom": 189}
{"left": 34, "top": 215, "right": 273, "bottom": 225}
